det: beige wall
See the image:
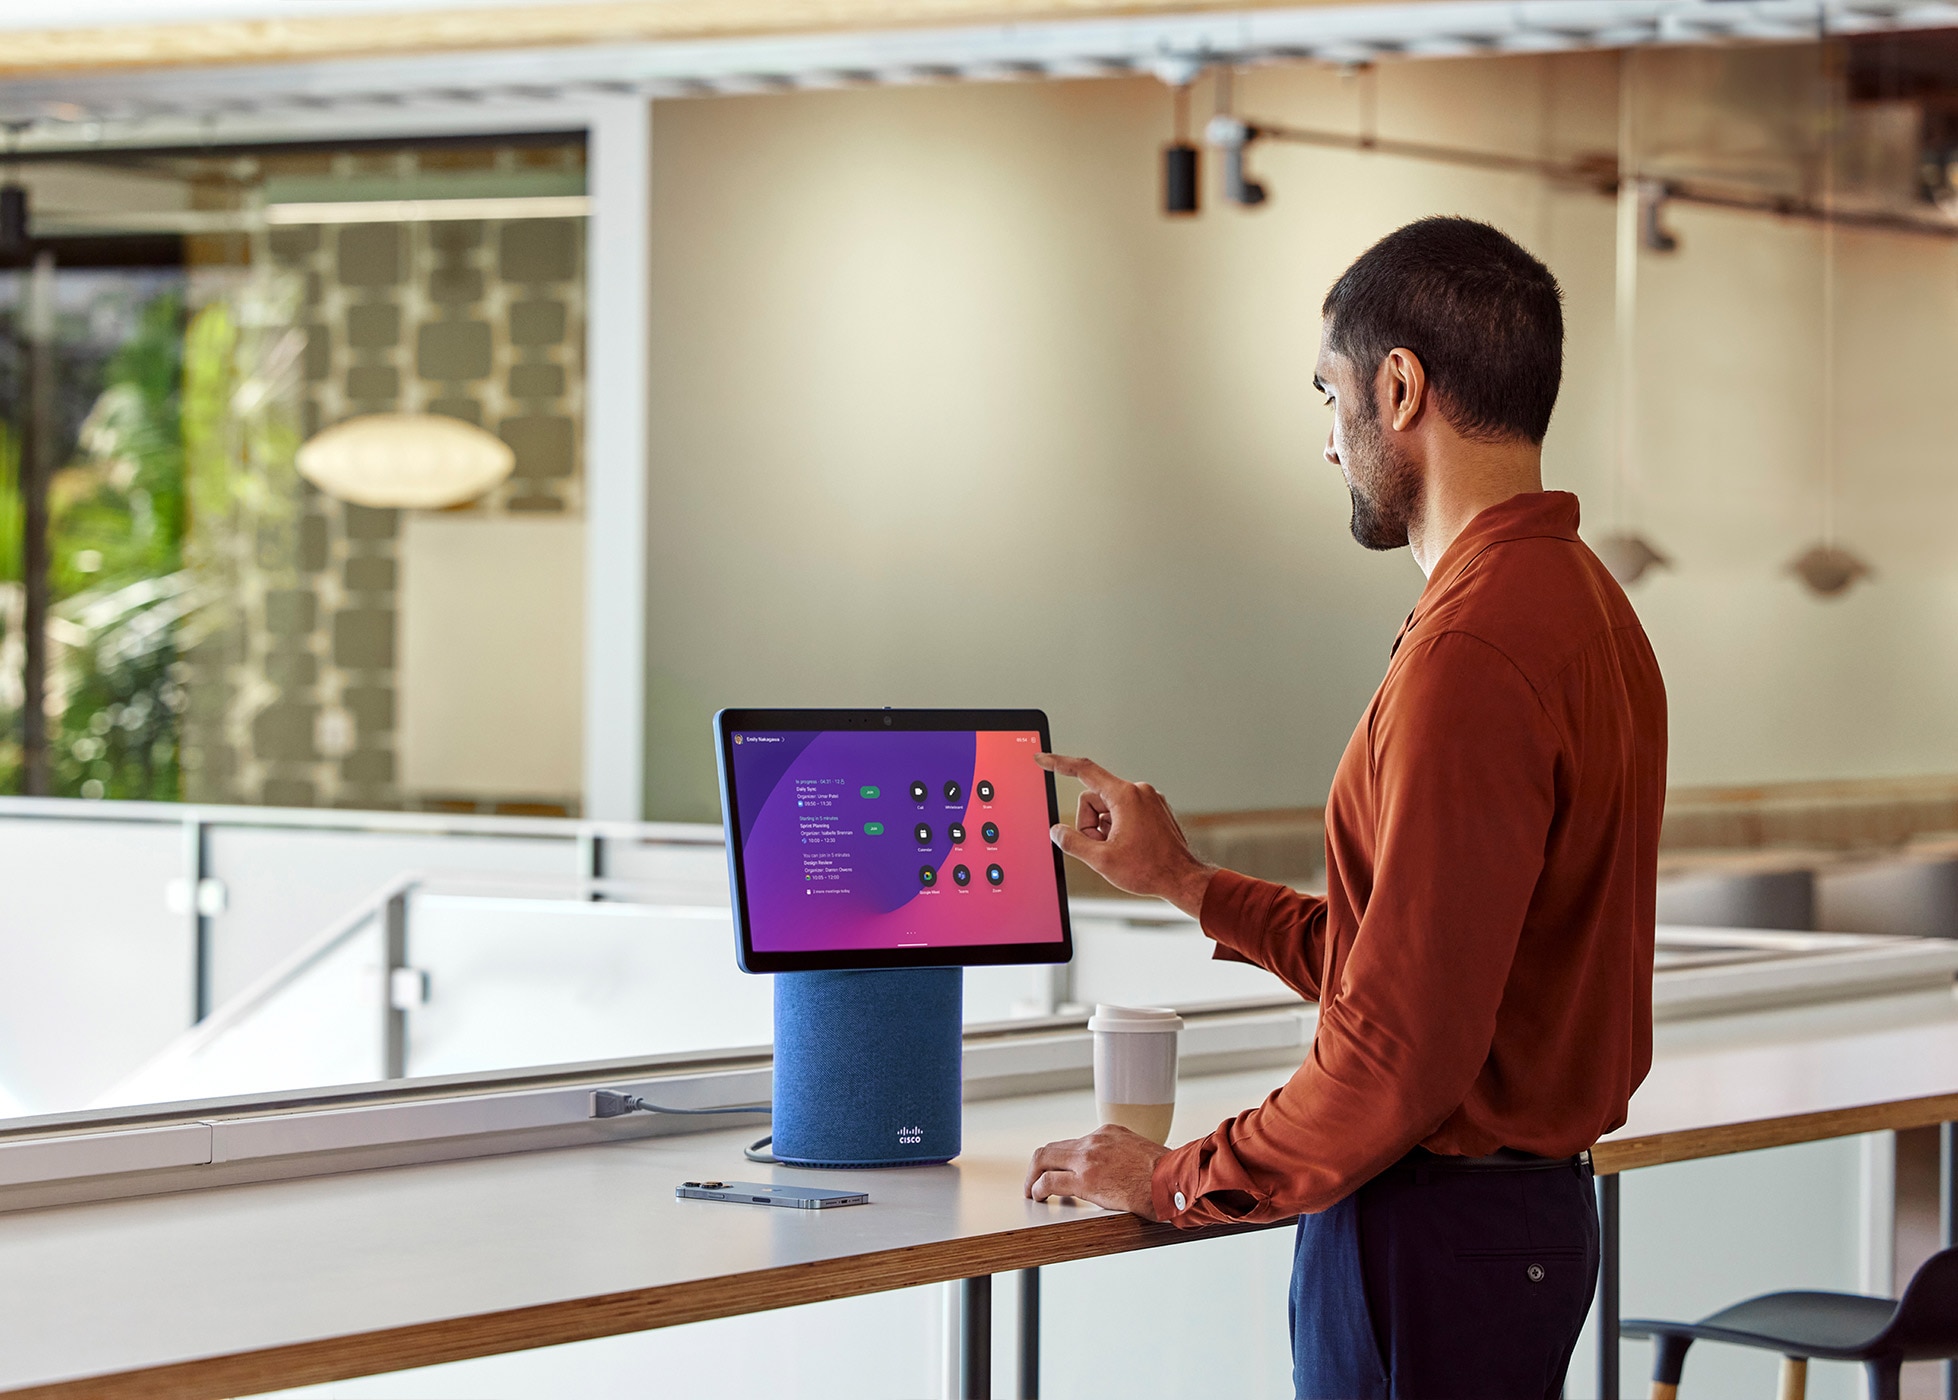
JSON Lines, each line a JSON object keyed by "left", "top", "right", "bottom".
{"left": 644, "top": 47, "right": 1958, "bottom": 822}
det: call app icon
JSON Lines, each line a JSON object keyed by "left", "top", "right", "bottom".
{"left": 952, "top": 864, "right": 971, "bottom": 887}
{"left": 914, "top": 823, "right": 933, "bottom": 844}
{"left": 949, "top": 823, "right": 966, "bottom": 844}
{"left": 910, "top": 781, "right": 928, "bottom": 803}
{"left": 981, "top": 821, "right": 999, "bottom": 843}
{"left": 986, "top": 863, "right": 1004, "bottom": 886}
{"left": 918, "top": 865, "right": 937, "bottom": 887}
{"left": 976, "top": 780, "right": 995, "bottom": 802}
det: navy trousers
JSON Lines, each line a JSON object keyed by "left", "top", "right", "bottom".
{"left": 1290, "top": 1150, "right": 1599, "bottom": 1400}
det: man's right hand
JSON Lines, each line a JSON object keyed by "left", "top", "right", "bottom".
{"left": 1036, "top": 752, "right": 1217, "bottom": 919}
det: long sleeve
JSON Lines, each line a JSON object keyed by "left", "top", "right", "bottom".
{"left": 1152, "top": 631, "right": 1562, "bottom": 1227}
{"left": 1199, "top": 869, "right": 1329, "bottom": 1002}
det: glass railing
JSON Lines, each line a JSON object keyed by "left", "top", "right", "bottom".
{"left": 0, "top": 797, "right": 1299, "bottom": 1126}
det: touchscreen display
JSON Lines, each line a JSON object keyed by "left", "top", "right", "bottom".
{"left": 725, "top": 726, "right": 1064, "bottom": 957}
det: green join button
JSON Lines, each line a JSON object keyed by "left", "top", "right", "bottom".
{"left": 860, "top": 785, "right": 880, "bottom": 799}
{"left": 863, "top": 821, "right": 885, "bottom": 836}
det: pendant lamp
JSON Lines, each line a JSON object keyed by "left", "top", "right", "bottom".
{"left": 296, "top": 412, "right": 514, "bottom": 510}
{"left": 1788, "top": 35, "right": 1872, "bottom": 600}
{"left": 1789, "top": 543, "right": 1870, "bottom": 597}
{"left": 1594, "top": 533, "right": 1672, "bottom": 587}
{"left": 1602, "top": 50, "right": 1670, "bottom": 589}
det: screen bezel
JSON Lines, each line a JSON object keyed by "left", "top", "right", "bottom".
{"left": 714, "top": 708, "right": 1074, "bottom": 974}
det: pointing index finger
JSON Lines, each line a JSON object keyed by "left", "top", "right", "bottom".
{"left": 1036, "top": 752, "right": 1124, "bottom": 794}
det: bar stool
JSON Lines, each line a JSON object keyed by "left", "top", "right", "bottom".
{"left": 1621, "top": 1247, "right": 1958, "bottom": 1400}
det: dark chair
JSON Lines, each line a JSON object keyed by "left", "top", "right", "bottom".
{"left": 1621, "top": 1247, "right": 1958, "bottom": 1399}
{"left": 1629, "top": 1253, "right": 1958, "bottom": 1394}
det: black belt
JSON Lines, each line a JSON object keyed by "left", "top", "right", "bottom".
{"left": 1388, "top": 1146, "right": 1591, "bottom": 1175}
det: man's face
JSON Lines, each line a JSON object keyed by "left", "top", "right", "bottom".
{"left": 1314, "top": 331, "right": 1421, "bottom": 552}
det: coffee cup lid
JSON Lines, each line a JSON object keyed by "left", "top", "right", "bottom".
{"left": 1087, "top": 1004, "right": 1184, "bottom": 1033}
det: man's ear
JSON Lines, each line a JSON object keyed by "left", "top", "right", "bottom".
{"left": 1381, "top": 348, "right": 1427, "bottom": 432}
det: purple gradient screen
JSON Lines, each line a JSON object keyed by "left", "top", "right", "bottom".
{"left": 728, "top": 728, "right": 1063, "bottom": 954}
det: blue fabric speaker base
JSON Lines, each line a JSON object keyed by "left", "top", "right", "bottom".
{"left": 772, "top": 967, "right": 963, "bottom": 1168}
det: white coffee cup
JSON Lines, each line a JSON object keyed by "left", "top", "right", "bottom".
{"left": 1088, "top": 1004, "right": 1184, "bottom": 1145}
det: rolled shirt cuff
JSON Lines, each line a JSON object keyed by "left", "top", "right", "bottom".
{"left": 1200, "top": 867, "right": 1286, "bottom": 963}
{"left": 1150, "top": 1140, "right": 1201, "bottom": 1226}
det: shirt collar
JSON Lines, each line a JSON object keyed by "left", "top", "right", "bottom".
{"left": 1392, "top": 491, "right": 1581, "bottom": 651}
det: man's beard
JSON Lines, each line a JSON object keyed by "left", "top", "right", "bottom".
{"left": 1342, "top": 398, "right": 1422, "bottom": 552}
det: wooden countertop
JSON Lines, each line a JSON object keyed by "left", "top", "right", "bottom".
{"left": 0, "top": 1070, "right": 1277, "bottom": 1400}
{"left": 8, "top": 987, "right": 1958, "bottom": 1398}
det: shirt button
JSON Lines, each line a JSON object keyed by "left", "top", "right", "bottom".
{"left": 1173, "top": 1191, "right": 1187, "bottom": 1211}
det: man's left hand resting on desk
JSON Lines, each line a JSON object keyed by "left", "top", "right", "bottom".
{"left": 1024, "top": 1124, "right": 1168, "bottom": 1218}
{"left": 1023, "top": 752, "right": 1199, "bottom": 1219}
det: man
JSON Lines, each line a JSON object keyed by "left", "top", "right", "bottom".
{"left": 1023, "top": 217, "right": 1667, "bottom": 1399}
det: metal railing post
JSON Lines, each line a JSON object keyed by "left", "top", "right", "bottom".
{"left": 1943, "top": 1123, "right": 1956, "bottom": 1400}
{"left": 1017, "top": 1266, "right": 1040, "bottom": 1399}
{"left": 961, "top": 1274, "right": 992, "bottom": 1399}
{"left": 383, "top": 891, "right": 410, "bottom": 1079}
{"left": 579, "top": 829, "right": 605, "bottom": 901}
{"left": 1597, "top": 1170, "right": 1620, "bottom": 1400}
{"left": 185, "top": 818, "right": 211, "bottom": 1023}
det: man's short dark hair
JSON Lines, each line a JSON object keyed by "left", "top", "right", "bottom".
{"left": 1322, "top": 217, "right": 1564, "bottom": 444}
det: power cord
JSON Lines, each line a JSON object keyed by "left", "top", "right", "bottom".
{"left": 589, "top": 1089, "right": 768, "bottom": 1120}
{"left": 587, "top": 1090, "right": 777, "bottom": 1162}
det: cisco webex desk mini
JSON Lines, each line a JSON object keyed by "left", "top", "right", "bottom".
{"left": 716, "top": 709, "right": 1073, "bottom": 1167}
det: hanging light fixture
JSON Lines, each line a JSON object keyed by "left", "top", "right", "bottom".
{"left": 296, "top": 412, "right": 514, "bottom": 510}
{"left": 1597, "top": 48, "right": 1672, "bottom": 589}
{"left": 1789, "top": 543, "right": 1871, "bottom": 597}
{"left": 1155, "top": 56, "right": 1203, "bottom": 217}
{"left": 1788, "top": 30, "right": 1872, "bottom": 600}
{"left": 1593, "top": 533, "right": 1671, "bottom": 586}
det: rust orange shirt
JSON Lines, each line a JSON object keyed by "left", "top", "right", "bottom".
{"left": 1152, "top": 491, "right": 1667, "bottom": 1226}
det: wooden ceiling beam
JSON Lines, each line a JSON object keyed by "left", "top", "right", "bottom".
{"left": 0, "top": 0, "right": 1429, "bottom": 79}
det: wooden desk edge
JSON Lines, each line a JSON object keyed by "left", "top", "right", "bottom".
{"left": 31, "top": 1090, "right": 1958, "bottom": 1398}
{"left": 0, "top": 1211, "right": 1281, "bottom": 1400}
{"left": 1592, "top": 1090, "right": 1958, "bottom": 1175}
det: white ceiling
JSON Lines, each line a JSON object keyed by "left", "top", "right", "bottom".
{"left": 0, "top": 1, "right": 1952, "bottom": 148}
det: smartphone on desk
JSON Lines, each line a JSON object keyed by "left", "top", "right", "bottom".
{"left": 677, "top": 1180, "right": 869, "bottom": 1209}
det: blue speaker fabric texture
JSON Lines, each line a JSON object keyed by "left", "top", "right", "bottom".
{"left": 772, "top": 967, "right": 963, "bottom": 1168}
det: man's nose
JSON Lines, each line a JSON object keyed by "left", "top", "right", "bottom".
{"left": 1323, "top": 437, "right": 1340, "bottom": 467}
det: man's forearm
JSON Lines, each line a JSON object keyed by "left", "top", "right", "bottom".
{"left": 1164, "top": 859, "right": 1219, "bottom": 920}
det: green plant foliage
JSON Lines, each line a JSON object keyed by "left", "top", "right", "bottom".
{"left": 44, "top": 287, "right": 192, "bottom": 802}
{"left": 47, "top": 574, "right": 197, "bottom": 802}
{"left": 0, "top": 283, "right": 192, "bottom": 801}
{"left": 52, "top": 289, "right": 187, "bottom": 597}
{"left": 0, "top": 422, "right": 21, "bottom": 585}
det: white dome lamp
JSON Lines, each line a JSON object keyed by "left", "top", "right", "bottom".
{"left": 296, "top": 412, "right": 514, "bottom": 510}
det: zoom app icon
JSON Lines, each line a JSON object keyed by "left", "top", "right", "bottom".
{"left": 986, "top": 863, "right": 1004, "bottom": 887}
{"left": 918, "top": 865, "right": 937, "bottom": 887}
{"left": 952, "top": 864, "right": 971, "bottom": 887}
{"left": 981, "top": 821, "right": 999, "bottom": 843}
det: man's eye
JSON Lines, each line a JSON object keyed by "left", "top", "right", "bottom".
{"left": 1321, "top": 395, "right": 1335, "bottom": 408}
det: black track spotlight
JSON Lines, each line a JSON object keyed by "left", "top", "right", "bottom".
{"left": 1163, "top": 143, "right": 1200, "bottom": 215}
{"left": 1160, "top": 76, "right": 1201, "bottom": 217}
